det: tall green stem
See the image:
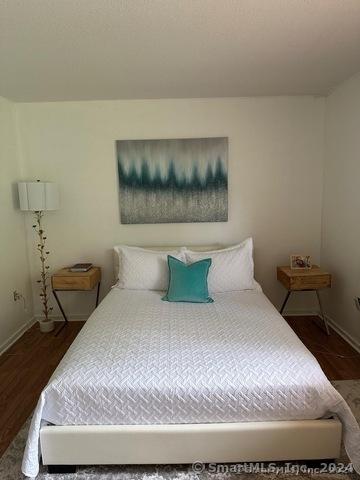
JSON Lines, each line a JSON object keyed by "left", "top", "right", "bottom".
{"left": 33, "top": 211, "right": 52, "bottom": 321}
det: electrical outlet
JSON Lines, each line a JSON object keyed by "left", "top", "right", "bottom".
{"left": 13, "top": 290, "right": 22, "bottom": 302}
{"left": 354, "top": 297, "right": 360, "bottom": 311}
{"left": 13, "top": 291, "right": 28, "bottom": 312}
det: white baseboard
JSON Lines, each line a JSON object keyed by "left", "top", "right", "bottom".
{"left": 284, "top": 309, "right": 360, "bottom": 354}
{"left": 0, "top": 314, "right": 88, "bottom": 356}
{"left": 0, "top": 316, "right": 37, "bottom": 356}
{"left": 324, "top": 314, "right": 360, "bottom": 354}
{"left": 282, "top": 309, "right": 319, "bottom": 317}
{"left": 35, "top": 314, "right": 89, "bottom": 322}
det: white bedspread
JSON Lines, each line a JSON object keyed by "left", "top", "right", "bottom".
{"left": 22, "top": 288, "right": 360, "bottom": 477}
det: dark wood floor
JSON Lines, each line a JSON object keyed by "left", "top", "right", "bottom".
{"left": 286, "top": 316, "right": 360, "bottom": 381}
{"left": 0, "top": 316, "right": 359, "bottom": 458}
{"left": 0, "top": 321, "right": 84, "bottom": 457}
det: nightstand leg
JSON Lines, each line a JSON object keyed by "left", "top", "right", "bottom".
{"left": 95, "top": 282, "right": 100, "bottom": 307}
{"left": 316, "top": 290, "right": 330, "bottom": 335}
{"left": 53, "top": 290, "right": 68, "bottom": 336}
{"left": 280, "top": 291, "right": 291, "bottom": 314}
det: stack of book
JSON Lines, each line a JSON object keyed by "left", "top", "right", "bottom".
{"left": 69, "top": 263, "right": 93, "bottom": 272}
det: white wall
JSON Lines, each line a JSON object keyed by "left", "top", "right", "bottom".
{"left": 321, "top": 73, "right": 360, "bottom": 346}
{"left": 0, "top": 97, "right": 33, "bottom": 350}
{"left": 16, "top": 97, "right": 325, "bottom": 318}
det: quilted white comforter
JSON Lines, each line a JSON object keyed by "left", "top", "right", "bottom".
{"left": 22, "top": 288, "right": 360, "bottom": 477}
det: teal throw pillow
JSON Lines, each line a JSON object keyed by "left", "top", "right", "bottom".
{"left": 162, "top": 255, "right": 213, "bottom": 303}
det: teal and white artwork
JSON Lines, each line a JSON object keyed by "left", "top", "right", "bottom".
{"left": 116, "top": 137, "right": 228, "bottom": 224}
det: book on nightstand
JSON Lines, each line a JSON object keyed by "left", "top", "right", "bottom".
{"left": 69, "top": 263, "right": 93, "bottom": 272}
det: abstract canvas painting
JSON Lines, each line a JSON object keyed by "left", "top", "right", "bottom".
{"left": 116, "top": 137, "right": 228, "bottom": 224}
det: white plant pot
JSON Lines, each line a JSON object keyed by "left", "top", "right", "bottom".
{"left": 39, "top": 319, "right": 55, "bottom": 333}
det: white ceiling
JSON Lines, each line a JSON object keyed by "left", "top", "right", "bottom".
{"left": 1, "top": 0, "right": 360, "bottom": 102}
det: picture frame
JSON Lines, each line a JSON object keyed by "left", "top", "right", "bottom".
{"left": 116, "top": 137, "right": 228, "bottom": 224}
{"left": 290, "top": 255, "right": 312, "bottom": 270}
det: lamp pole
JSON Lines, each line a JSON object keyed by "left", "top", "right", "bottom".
{"left": 33, "top": 210, "right": 53, "bottom": 327}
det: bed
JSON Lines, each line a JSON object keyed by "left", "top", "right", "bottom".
{"left": 22, "top": 251, "right": 360, "bottom": 477}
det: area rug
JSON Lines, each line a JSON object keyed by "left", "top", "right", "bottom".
{"left": 0, "top": 380, "right": 359, "bottom": 480}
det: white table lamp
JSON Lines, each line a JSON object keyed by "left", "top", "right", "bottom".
{"left": 18, "top": 180, "right": 60, "bottom": 333}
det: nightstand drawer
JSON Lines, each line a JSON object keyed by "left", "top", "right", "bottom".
{"left": 288, "top": 273, "right": 331, "bottom": 290}
{"left": 277, "top": 266, "right": 331, "bottom": 291}
{"left": 52, "top": 276, "right": 90, "bottom": 290}
{"left": 52, "top": 267, "right": 101, "bottom": 290}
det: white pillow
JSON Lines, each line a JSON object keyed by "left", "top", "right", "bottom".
{"left": 184, "top": 238, "right": 255, "bottom": 293}
{"left": 114, "top": 245, "right": 185, "bottom": 291}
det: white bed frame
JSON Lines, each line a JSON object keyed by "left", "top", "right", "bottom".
{"left": 40, "top": 419, "right": 341, "bottom": 469}
{"left": 41, "top": 245, "right": 342, "bottom": 471}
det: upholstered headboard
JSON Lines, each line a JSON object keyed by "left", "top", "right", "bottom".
{"left": 113, "top": 244, "right": 223, "bottom": 281}
{"left": 141, "top": 245, "right": 222, "bottom": 252}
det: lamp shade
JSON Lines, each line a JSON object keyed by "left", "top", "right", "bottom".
{"left": 18, "top": 182, "right": 60, "bottom": 211}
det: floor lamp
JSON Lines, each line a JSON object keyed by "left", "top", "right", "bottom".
{"left": 18, "top": 181, "right": 60, "bottom": 333}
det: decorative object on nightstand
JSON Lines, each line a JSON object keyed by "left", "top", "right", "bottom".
{"left": 51, "top": 267, "right": 101, "bottom": 336}
{"left": 290, "top": 254, "right": 312, "bottom": 270}
{"left": 277, "top": 265, "right": 332, "bottom": 335}
{"left": 18, "top": 180, "right": 60, "bottom": 333}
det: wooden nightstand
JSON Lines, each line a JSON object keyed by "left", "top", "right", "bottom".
{"left": 51, "top": 267, "right": 101, "bottom": 336}
{"left": 277, "top": 265, "right": 331, "bottom": 335}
